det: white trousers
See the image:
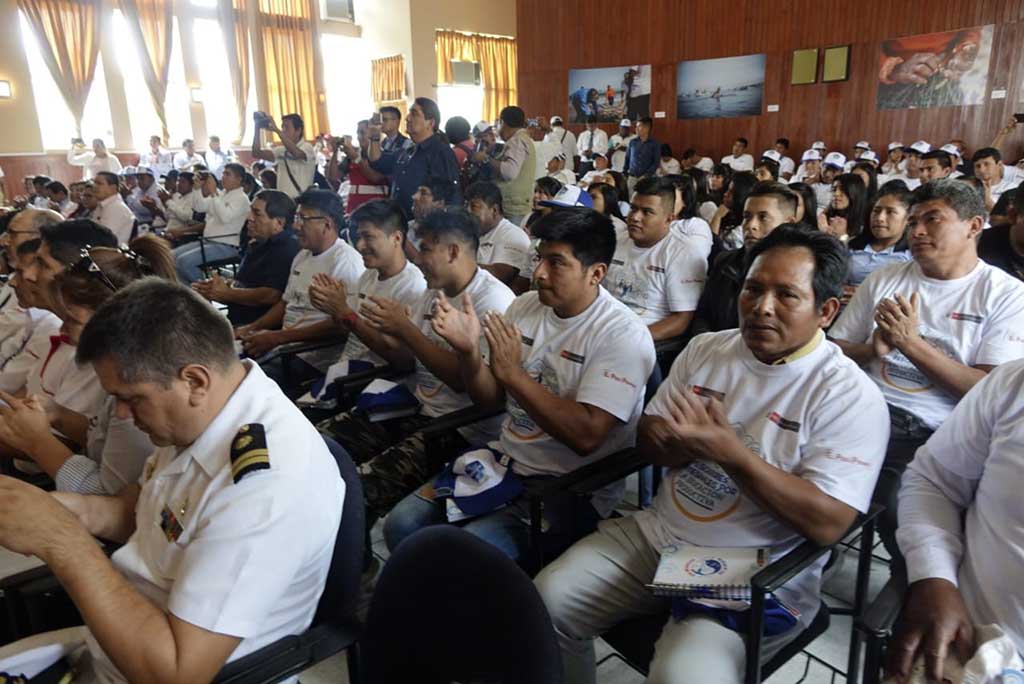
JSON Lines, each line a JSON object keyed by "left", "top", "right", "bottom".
{"left": 535, "top": 516, "right": 796, "bottom": 684}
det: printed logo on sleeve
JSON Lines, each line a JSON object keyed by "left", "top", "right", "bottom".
{"left": 521, "top": 334, "right": 535, "bottom": 346}
{"left": 692, "top": 385, "right": 726, "bottom": 401}
{"left": 603, "top": 369, "right": 637, "bottom": 389}
{"left": 646, "top": 265, "right": 665, "bottom": 273}
{"left": 560, "top": 350, "right": 585, "bottom": 364}
{"left": 767, "top": 411, "right": 801, "bottom": 432}
{"left": 949, "top": 312, "right": 984, "bottom": 324}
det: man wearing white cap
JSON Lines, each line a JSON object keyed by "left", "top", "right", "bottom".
{"left": 755, "top": 150, "right": 782, "bottom": 182}
{"left": 545, "top": 116, "right": 577, "bottom": 172}
{"left": 858, "top": 150, "right": 881, "bottom": 168}
{"left": 884, "top": 141, "right": 929, "bottom": 190}
{"left": 844, "top": 141, "right": 871, "bottom": 172}
{"left": 882, "top": 142, "right": 907, "bottom": 176}
{"left": 939, "top": 144, "right": 965, "bottom": 178}
{"left": 609, "top": 119, "right": 635, "bottom": 173}
{"left": 812, "top": 140, "right": 828, "bottom": 154}
{"left": 814, "top": 152, "right": 846, "bottom": 209}
{"left": 546, "top": 151, "right": 577, "bottom": 188}
{"left": 790, "top": 149, "right": 822, "bottom": 184}
{"left": 125, "top": 166, "right": 164, "bottom": 228}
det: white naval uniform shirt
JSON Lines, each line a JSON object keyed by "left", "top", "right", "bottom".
{"left": 84, "top": 361, "right": 344, "bottom": 684}
{"left": 635, "top": 330, "right": 889, "bottom": 629}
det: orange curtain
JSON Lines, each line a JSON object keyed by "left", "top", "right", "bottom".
{"left": 371, "top": 55, "right": 406, "bottom": 106}
{"left": 17, "top": 0, "right": 101, "bottom": 138}
{"left": 119, "top": 0, "right": 173, "bottom": 142}
{"left": 255, "top": 0, "right": 325, "bottom": 137}
{"left": 435, "top": 30, "right": 517, "bottom": 121}
{"left": 218, "top": 0, "right": 250, "bottom": 144}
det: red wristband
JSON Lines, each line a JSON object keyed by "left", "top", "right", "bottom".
{"left": 342, "top": 311, "right": 359, "bottom": 328}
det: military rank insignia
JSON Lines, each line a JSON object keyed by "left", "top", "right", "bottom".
{"left": 230, "top": 423, "right": 270, "bottom": 484}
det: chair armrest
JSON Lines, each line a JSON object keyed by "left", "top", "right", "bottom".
{"left": 199, "top": 233, "right": 242, "bottom": 243}
{"left": 336, "top": 365, "right": 406, "bottom": 391}
{"left": 261, "top": 338, "right": 341, "bottom": 363}
{"left": 212, "top": 621, "right": 361, "bottom": 684}
{"left": 654, "top": 337, "right": 686, "bottom": 356}
{"left": 858, "top": 573, "right": 907, "bottom": 637}
{"left": 419, "top": 405, "right": 505, "bottom": 439}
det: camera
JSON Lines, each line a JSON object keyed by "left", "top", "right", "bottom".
{"left": 253, "top": 111, "right": 272, "bottom": 128}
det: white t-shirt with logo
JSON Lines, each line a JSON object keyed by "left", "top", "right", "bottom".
{"left": 495, "top": 288, "right": 655, "bottom": 513}
{"left": 634, "top": 330, "right": 889, "bottom": 628}
{"left": 282, "top": 239, "right": 366, "bottom": 330}
{"left": 273, "top": 142, "right": 317, "bottom": 199}
{"left": 670, "top": 217, "right": 714, "bottom": 261}
{"left": 830, "top": 259, "right": 1024, "bottom": 429}
{"left": 342, "top": 262, "right": 427, "bottom": 366}
{"left": 477, "top": 218, "right": 531, "bottom": 275}
{"left": 604, "top": 230, "right": 706, "bottom": 326}
{"left": 411, "top": 269, "right": 515, "bottom": 441}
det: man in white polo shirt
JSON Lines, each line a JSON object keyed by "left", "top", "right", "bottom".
{"left": 607, "top": 176, "right": 705, "bottom": 342}
{"left": 888, "top": 359, "right": 1024, "bottom": 683}
{"left": 609, "top": 119, "right": 635, "bottom": 173}
{"left": 385, "top": 207, "right": 655, "bottom": 562}
{"left": 722, "top": 137, "right": 754, "bottom": 172}
{"left": 464, "top": 180, "right": 531, "bottom": 287}
{"left": 252, "top": 113, "right": 317, "bottom": 199}
{"left": 171, "top": 164, "right": 251, "bottom": 284}
{"left": 831, "top": 179, "right": 1024, "bottom": 561}
{"left": 237, "top": 190, "right": 364, "bottom": 379}
{"left": 538, "top": 226, "right": 888, "bottom": 684}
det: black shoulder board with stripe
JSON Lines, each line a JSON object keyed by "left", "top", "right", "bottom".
{"left": 230, "top": 423, "right": 270, "bottom": 484}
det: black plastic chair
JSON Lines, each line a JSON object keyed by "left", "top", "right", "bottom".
{"left": 197, "top": 233, "right": 242, "bottom": 279}
{"left": 857, "top": 570, "right": 907, "bottom": 684}
{"left": 359, "top": 526, "right": 562, "bottom": 684}
{"left": 597, "top": 505, "right": 883, "bottom": 684}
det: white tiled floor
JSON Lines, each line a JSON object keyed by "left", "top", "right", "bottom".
{"left": 299, "top": 474, "right": 895, "bottom": 684}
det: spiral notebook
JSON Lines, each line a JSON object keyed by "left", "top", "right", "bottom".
{"left": 647, "top": 545, "right": 769, "bottom": 600}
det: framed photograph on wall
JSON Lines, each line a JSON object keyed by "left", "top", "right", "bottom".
{"left": 822, "top": 46, "right": 850, "bottom": 83}
{"left": 791, "top": 48, "right": 818, "bottom": 85}
{"left": 676, "top": 54, "right": 766, "bottom": 120}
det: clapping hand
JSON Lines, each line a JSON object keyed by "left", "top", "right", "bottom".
{"left": 360, "top": 296, "right": 412, "bottom": 337}
{"left": 481, "top": 312, "right": 523, "bottom": 383}
{"left": 309, "top": 273, "right": 351, "bottom": 320}
{"left": 192, "top": 273, "right": 232, "bottom": 302}
{"left": 431, "top": 293, "right": 480, "bottom": 355}
{"left": 874, "top": 293, "right": 920, "bottom": 352}
{"left": 657, "top": 387, "right": 743, "bottom": 467}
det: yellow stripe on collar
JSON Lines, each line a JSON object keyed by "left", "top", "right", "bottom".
{"left": 772, "top": 329, "right": 824, "bottom": 365}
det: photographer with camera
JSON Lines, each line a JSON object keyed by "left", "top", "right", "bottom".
{"left": 251, "top": 111, "right": 316, "bottom": 199}
{"left": 327, "top": 121, "right": 390, "bottom": 218}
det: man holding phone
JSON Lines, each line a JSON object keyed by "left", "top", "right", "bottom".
{"left": 251, "top": 112, "right": 317, "bottom": 199}
{"left": 366, "top": 107, "right": 412, "bottom": 172}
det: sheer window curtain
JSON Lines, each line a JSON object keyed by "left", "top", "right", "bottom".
{"left": 218, "top": 0, "right": 250, "bottom": 145}
{"left": 17, "top": 0, "right": 101, "bottom": 139}
{"left": 371, "top": 55, "right": 406, "bottom": 107}
{"left": 435, "top": 30, "right": 517, "bottom": 122}
{"left": 118, "top": 0, "right": 173, "bottom": 143}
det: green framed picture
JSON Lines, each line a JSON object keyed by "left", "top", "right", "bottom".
{"left": 822, "top": 45, "right": 850, "bottom": 83}
{"left": 791, "top": 48, "right": 818, "bottom": 85}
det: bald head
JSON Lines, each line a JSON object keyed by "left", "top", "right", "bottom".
{"left": 2, "top": 208, "right": 63, "bottom": 259}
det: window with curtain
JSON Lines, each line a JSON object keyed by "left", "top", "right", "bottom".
{"left": 256, "top": 0, "right": 325, "bottom": 135}
{"left": 18, "top": 10, "right": 114, "bottom": 150}
{"left": 320, "top": 33, "right": 372, "bottom": 136}
{"left": 193, "top": 18, "right": 257, "bottom": 145}
{"left": 112, "top": 9, "right": 192, "bottom": 149}
{"left": 435, "top": 30, "right": 517, "bottom": 122}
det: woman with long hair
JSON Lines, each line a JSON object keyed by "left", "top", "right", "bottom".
{"left": 0, "top": 234, "right": 177, "bottom": 494}
{"left": 605, "top": 170, "right": 631, "bottom": 217}
{"left": 845, "top": 182, "right": 913, "bottom": 298}
{"left": 710, "top": 171, "right": 756, "bottom": 250}
{"left": 787, "top": 182, "right": 819, "bottom": 230}
{"left": 700, "top": 163, "right": 731, "bottom": 221}
{"left": 819, "top": 173, "right": 868, "bottom": 243}
{"left": 851, "top": 162, "right": 879, "bottom": 209}
{"left": 587, "top": 182, "right": 626, "bottom": 231}
{"left": 523, "top": 176, "right": 563, "bottom": 231}
{"left": 666, "top": 173, "right": 713, "bottom": 260}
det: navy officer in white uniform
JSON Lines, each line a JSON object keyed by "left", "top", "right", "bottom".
{"left": 0, "top": 278, "right": 344, "bottom": 684}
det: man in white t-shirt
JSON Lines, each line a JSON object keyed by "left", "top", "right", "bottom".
{"left": 888, "top": 359, "right": 1024, "bottom": 682}
{"left": 90, "top": 172, "right": 136, "bottom": 244}
{"left": 538, "top": 226, "right": 888, "bottom": 684}
{"left": 307, "top": 199, "right": 427, "bottom": 401}
{"left": 384, "top": 207, "right": 655, "bottom": 562}
{"left": 172, "top": 139, "right": 205, "bottom": 172}
{"left": 545, "top": 116, "right": 578, "bottom": 172}
{"left": 882, "top": 141, "right": 928, "bottom": 190}
{"left": 831, "top": 179, "right": 1024, "bottom": 561}
{"left": 972, "top": 147, "right": 1022, "bottom": 211}
{"left": 465, "top": 181, "right": 531, "bottom": 286}
{"left": 722, "top": 137, "right": 754, "bottom": 172}
{"left": 66, "top": 138, "right": 122, "bottom": 180}
{"left": 137, "top": 135, "right": 174, "bottom": 178}
{"left": 607, "top": 176, "right": 705, "bottom": 342}
{"left": 319, "top": 207, "right": 515, "bottom": 528}
{"left": 252, "top": 113, "right": 317, "bottom": 199}
{"left": 203, "top": 136, "right": 236, "bottom": 180}
{"left": 773, "top": 138, "right": 797, "bottom": 180}
{"left": 237, "top": 190, "right": 364, "bottom": 380}
{"left": 609, "top": 119, "right": 635, "bottom": 173}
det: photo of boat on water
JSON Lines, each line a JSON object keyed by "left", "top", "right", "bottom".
{"left": 676, "top": 54, "right": 766, "bottom": 120}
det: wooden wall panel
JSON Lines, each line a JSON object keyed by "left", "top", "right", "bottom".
{"left": 517, "top": 0, "right": 1024, "bottom": 162}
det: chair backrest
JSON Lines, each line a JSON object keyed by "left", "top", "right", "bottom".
{"left": 361, "top": 526, "right": 563, "bottom": 684}
{"left": 312, "top": 435, "right": 365, "bottom": 626}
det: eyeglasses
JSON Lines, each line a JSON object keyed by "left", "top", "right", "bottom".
{"left": 295, "top": 214, "right": 329, "bottom": 226}
{"left": 69, "top": 247, "right": 117, "bottom": 292}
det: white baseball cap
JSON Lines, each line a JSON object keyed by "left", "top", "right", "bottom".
{"left": 801, "top": 149, "right": 822, "bottom": 162}
{"left": 135, "top": 165, "right": 156, "bottom": 177}
{"left": 854, "top": 140, "right": 871, "bottom": 150}
{"left": 812, "top": 140, "right": 827, "bottom": 151}
{"left": 539, "top": 185, "right": 593, "bottom": 208}
{"left": 823, "top": 151, "right": 847, "bottom": 169}
{"left": 940, "top": 143, "right": 961, "bottom": 158}
{"left": 549, "top": 116, "right": 564, "bottom": 126}
{"left": 858, "top": 150, "right": 880, "bottom": 164}
{"left": 888, "top": 141, "right": 904, "bottom": 152}
{"left": 619, "top": 118, "right": 632, "bottom": 127}
{"left": 761, "top": 149, "right": 782, "bottom": 163}
{"left": 909, "top": 140, "right": 931, "bottom": 155}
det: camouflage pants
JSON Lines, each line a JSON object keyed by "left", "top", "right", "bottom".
{"left": 317, "top": 410, "right": 467, "bottom": 523}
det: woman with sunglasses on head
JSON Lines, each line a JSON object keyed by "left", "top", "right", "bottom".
{"left": 0, "top": 234, "right": 177, "bottom": 495}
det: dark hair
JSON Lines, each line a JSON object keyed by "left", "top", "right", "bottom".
{"left": 787, "top": 182, "right": 818, "bottom": 228}
{"left": 744, "top": 224, "right": 849, "bottom": 308}
{"left": 500, "top": 106, "right": 526, "bottom": 129}
{"left": 445, "top": 116, "right": 472, "bottom": 145}
{"left": 911, "top": 178, "right": 986, "bottom": 221}
{"left": 971, "top": 147, "right": 1001, "bottom": 164}
{"left": 33, "top": 175, "right": 52, "bottom": 186}
{"left": 176, "top": 170, "right": 191, "bottom": 183}
{"left": 638, "top": 116, "right": 653, "bottom": 127}
{"left": 208, "top": 135, "right": 220, "bottom": 143}
{"left": 726, "top": 171, "right": 758, "bottom": 215}
{"left": 754, "top": 158, "right": 779, "bottom": 180}
{"left": 41, "top": 219, "right": 118, "bottom": 264}
{"left": 585, "top": 114, "right": 597, "bottom": 125}
{"left": 295, "top": 188, "right": 344, "bottom": 232}
{"left": 670, "top": 173, "right": 700, "bottom": 219}
{"left": 94, "top": 171, "right": 119, "bottom": 186}
{"left": 682, "top": 148, "right": 697, "bottom": 160}
{"left": 77, "top": 279, "right": 237, "bottom": 385}
{"left": 259, "top": 169, "right": 278, "bottom": 188}
{"left": 380, "top": 106, "right": 401, "bottom": 120}
{"left": 54, "top": 234, "right": 177, "bottom": 317}
{"left": 351, "top": 198, "right": 408, "bottom": 238}
{"left": 223, "top": 162, "right": 246, "bottom": 179}
{"left": 826, "top": 173, "right": 869, "bottom": 239}
{"left": 606, "top": 170, "right": 629, "bottom": 203}
{"left": 531, "top": 208, "right": 616, "bottom": 268}
{"left": 419, "top": 177, "right": 456, "bottom": 205}
{"left": 588, "top": 182, "right": 625, "bottom": 220}
{"left": 921, "top": 150, "right": 953, "bottom": 170}
{"left": 282, "top": 113, "right": 304, "bottom": 135}
{"left": 417, "top": 206, "right": 480, "bottom": 253}
{"left": 45, "top": 181, "right": 68, "bottom": 196}
{"left": 851, "top": 161, "right": 879, "bottom": 200}
{"left": 415, "top": 97, "right": 442, "bottom": 133}
{"left": 849, "top": 184, "right": 913, "bottom": 251}
{"left": 735, "top": 137, "right": 748, "bottom": 147}
{"left": 635, "top": 175, "right": 678, "bottom": 218}
{"left": 464, "top": 181, "right": 505, "bottom": 215}
{"left": 182, "top": 138, "right": 194, "bottom": 147}
{"left": 775, "top": 138, "right": 790, "bottom": 149}
{"left": 660, "top": 143, "right": 674, "bottom": 158}
{"left": 254, "top": 189, "right": 296, "bottom": 230}
{"left": 534, "top": 176, "right": 563, "bottom": 198}
{"left": 745, "top": 182, "right": 799, "bottom": 220}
